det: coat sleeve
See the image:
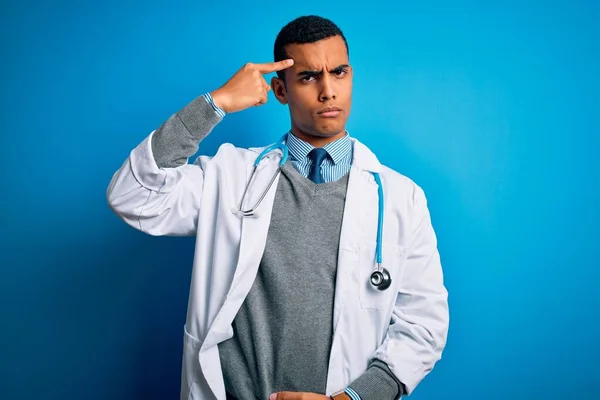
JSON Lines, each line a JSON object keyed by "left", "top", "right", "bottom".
{"left": 106, "top": 94, "right": 222, "bottom": 237}
{"left": 371, "top": 184, "right": 450, "bottom": 395}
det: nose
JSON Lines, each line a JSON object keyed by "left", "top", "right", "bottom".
{"left": 319, "top": 74, "right": 336, "bottom": 102}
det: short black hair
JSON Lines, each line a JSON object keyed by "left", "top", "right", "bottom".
{"left": 273, "top": 15, "right": 349, "bottom": 80}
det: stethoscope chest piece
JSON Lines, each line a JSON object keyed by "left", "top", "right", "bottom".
{"left": 370, "top": 266, "right": 392, "bottom": 291}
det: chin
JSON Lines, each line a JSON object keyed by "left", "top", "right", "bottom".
{"left": 314, "top": 123, "right": 345, "bottom": 137}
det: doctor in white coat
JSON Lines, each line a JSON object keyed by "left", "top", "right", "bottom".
{"left": 107, "top": 15, "right": 448, "bottom": 400}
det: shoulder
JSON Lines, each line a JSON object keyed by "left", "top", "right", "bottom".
{"left": 216, "top": 142, "right": 266, "bottom": 158}
{"left": 193, "top": 141, "right": 271, "bottom": 167}
{"left": 352, "top": 137, "right": 427, "bottom": 206}
{"left": 379, "top": 164, "right": 427, "bottom": 205}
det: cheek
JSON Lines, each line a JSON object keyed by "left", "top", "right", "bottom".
{"left": 287, "top": 91, "right": 314, "bottom": 117}
{"left": 341, "top": 81, "right": 353, "bottom": 98}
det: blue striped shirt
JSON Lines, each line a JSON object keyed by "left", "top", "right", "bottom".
{"left": 345, "top": 387, "right": 362, "bottom": 400}
{"left": 203, "top": 92, "right": 226, "bottom": 118}
{"left": 286, "top": 130, "right": 353, "bottom": 182}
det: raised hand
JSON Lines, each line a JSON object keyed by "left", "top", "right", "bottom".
{"left": 210, "top": 59, "right": 294, "bottom": 113}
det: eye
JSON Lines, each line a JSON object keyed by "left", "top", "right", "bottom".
{"left": 334, "top": 68, "right": 348, "bottom": 77}
{"left": 302, "top": 75, "right": 316, "bottom": 82}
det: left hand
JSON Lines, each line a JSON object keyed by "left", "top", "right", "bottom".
{"left": 269, "top": 392, "right": 330, "bottom": 400}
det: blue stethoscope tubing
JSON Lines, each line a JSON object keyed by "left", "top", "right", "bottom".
{"left": 234, "top": 134, "right": 391, "bottom": 291}
{"left": 234, "top": 137, "right": 289, "bottom": 217}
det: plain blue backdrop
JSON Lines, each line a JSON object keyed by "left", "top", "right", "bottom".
{"left": 1, "top": 1, "right": 599, "bottom": 399}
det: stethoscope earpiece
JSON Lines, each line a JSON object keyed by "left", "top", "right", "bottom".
{"left": 370, "top": 268, "right": 392, "bottom": 291}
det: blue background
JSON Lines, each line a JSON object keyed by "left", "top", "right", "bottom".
{"left": 1, "top": 1, "right": 598, "bottom": 399}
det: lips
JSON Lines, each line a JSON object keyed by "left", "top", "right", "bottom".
{"left": 317, "top": 107, "right": 342, "bottom": 118}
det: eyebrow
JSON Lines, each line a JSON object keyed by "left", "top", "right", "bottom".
{"left": 297, "top": 64, "right": 350, "bottom": 77}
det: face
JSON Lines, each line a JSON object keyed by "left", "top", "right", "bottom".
{"left": 272, "top": 35, "right": 353, "bottom": 144}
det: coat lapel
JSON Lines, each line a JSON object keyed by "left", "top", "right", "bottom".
{"left": 202, "top": 149, "right": 282, "bottom": 350}
{"left": 200, "top": 147, "right": 283, "bottom": 399}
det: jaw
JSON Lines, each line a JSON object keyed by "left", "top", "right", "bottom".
{"left": 290, "top": 119, "right": 347, "bottom": 147}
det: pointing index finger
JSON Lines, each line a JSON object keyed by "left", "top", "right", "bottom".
{"left": 255, "top": 59, "right": 294, "bottom": 74}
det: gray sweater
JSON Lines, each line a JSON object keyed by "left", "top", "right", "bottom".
{"left": 150, "top": 94, "right": 403, "bottom": 400}
{"left": 219, "top": 161, "right": 348, "bottom": 399}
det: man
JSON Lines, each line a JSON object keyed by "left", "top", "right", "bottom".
{"left": 107, "top": 15, "right": 449, "bottom": 400}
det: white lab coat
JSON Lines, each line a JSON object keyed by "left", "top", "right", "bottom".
{"left": 106, "top": 131, "right": 449, "bottom": 400}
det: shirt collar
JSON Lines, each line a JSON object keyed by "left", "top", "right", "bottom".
{"left": 286, "top": 131, "right": 353, "bottom": 165}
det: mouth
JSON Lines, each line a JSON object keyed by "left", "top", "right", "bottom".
{"left": 317, "top": 106, "right": 342, "bottom": 118}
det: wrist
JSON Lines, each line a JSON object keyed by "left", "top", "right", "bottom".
{"left": 210, "top": 89, "right": 230, "bottom": 113}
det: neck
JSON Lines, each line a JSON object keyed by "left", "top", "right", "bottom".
{"left": 290, "top": 127, "right": 346, "bottom": 148}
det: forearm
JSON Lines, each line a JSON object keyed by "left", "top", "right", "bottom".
{"left": 151, "top": 92, "right": 225, "bottom": 168}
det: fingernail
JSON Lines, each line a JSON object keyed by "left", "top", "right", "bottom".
{"left": 270, "top": 394, "right": 277, "bottom": 400}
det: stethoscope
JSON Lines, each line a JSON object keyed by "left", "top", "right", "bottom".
{"left": 232, "top": 134, "right": 392, "bottom": 291}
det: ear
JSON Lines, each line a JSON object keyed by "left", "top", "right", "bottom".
{"left": 271, "top": 76, "right": 288, "bottom": 105}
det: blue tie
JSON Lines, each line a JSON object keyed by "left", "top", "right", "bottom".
{"left": 308, "top": 148, "right": 328, "bottom": 183}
